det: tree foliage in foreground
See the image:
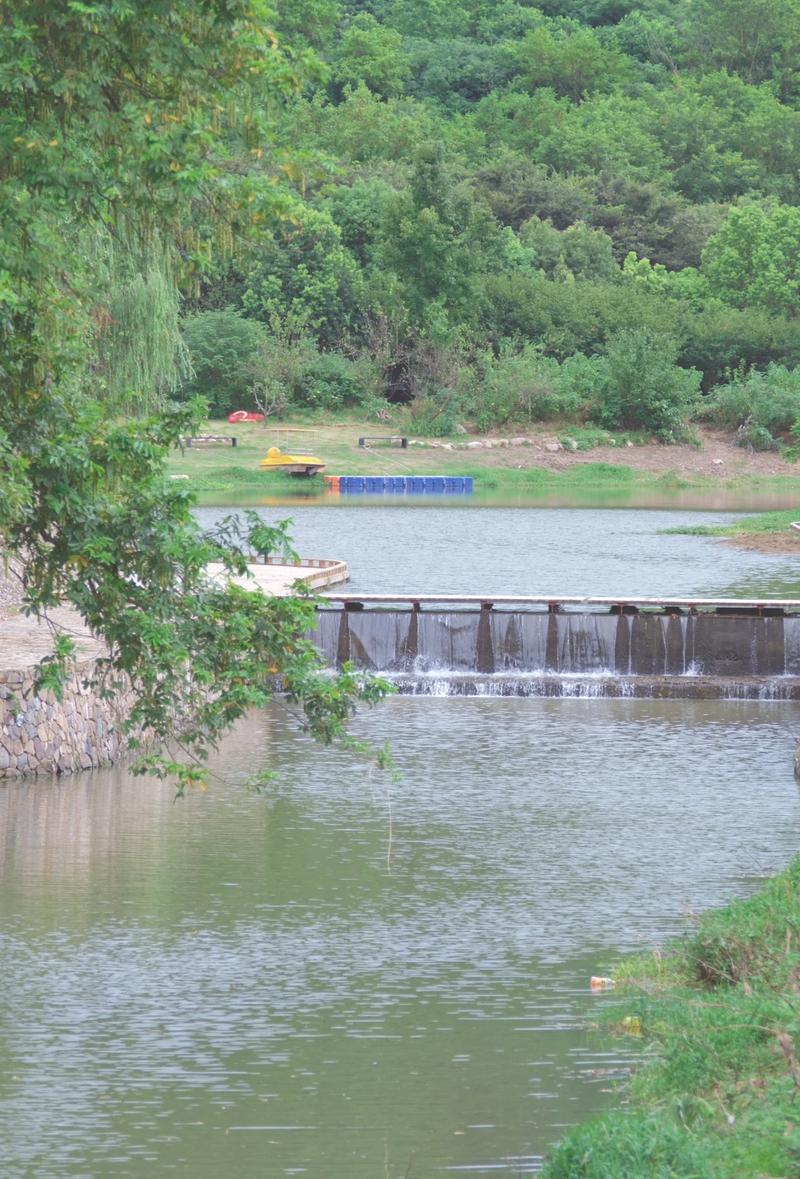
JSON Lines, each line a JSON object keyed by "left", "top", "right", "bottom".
{"left": 0, "top": 1, "right": 389, "bottom": 789}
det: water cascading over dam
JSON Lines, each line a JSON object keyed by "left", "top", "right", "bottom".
{"left": 311, "top": 596, "right": 800, "bottom": 699}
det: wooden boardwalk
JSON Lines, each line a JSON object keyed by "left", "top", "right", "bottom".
{"left": 205, "top": 557, "right": 349, "bottom": 595}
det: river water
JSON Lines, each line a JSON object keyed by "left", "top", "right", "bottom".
{"left": 3, "top": 508, "right": 800, "bottom": 1177}
{"left": 195, "top": 505, "right": 800, "bottom": 598}
{"left": 2, "top": 698, "right": 800, "bottom": 1177}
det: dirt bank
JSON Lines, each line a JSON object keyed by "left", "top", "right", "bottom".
{"left": 723, "top": 531, "right": 800, "bottom": 554}
{"left": 469, "top": 426, "right": 800, "bottom": 479}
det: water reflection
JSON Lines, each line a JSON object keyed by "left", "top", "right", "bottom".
{"left": 198, "top": 487, "right": 800, "bottom": 512}
{"left": 1, "top": 698, "right": 799, "bottom": 1177}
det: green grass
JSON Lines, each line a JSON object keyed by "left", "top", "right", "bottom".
{"left": 542, "top": 857, "right": 800, "bottom": 1178}
{"left": 166, "top": 417, "right": 800, "bottom": 508}
{"left": 665, "top": 509, "right": 800, "bottom": 538}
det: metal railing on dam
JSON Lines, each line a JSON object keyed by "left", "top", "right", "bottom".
{"left": 310, "top": 595, "right": 800, "bottom": 698}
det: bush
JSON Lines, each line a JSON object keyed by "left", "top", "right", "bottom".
{"left": 180, "top": 308, "right": 266, "bottom": 417}
{"left": 556, "top": 352, "right": 610, "bottom": 421}
{"left": 736, "top": 423, "right": 778, "bottom": 451}
{"left": 700, "top": 365, "right": 800, "bottom": 449}
{"left": 248, "top": 329, "right": 380, "bottom": 416}
{"left": 302, "top": 352, "right": 377, "bottom": 411}
{"left": 597, "top": 328, "right": 701, "bottom": 440}
{"left": 404, "top": 388, "right": 464, "bottom": 436}
{"left": 468, "top": 344, "right": 587, "bottom": 430}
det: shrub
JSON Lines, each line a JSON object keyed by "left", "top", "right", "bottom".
{"left": 302, "top": 352, "right": 377, "bottom": 411}
{"left": 404, "top": 388, "right": 464, "bottom": 436}
{"left": 180, "top": 308, "right": 266, "bottom": 417}
{"left": 248, "top": 329, "right": 380, "bottom": 416}
{"left": 556, "top": 352, "right": 610, "bottom": 421}
{"left": 700, "top": 364, "right": 800, "bottom": 448}
{"left": 597, "top": 328, "right": 701, "bottom": 440}
{"left": 468, "top": 345, "right": 573, "bottom": 430}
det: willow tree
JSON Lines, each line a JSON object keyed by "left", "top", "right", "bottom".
{"left": 0, "top": 0, "right": 387, "bottom": 788}
{"left": 88, "top": 226, "right": 191, "bottom": 414}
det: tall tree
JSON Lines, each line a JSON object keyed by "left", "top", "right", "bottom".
{"left": 0, "top": 1, "right": 387, "bottom": 789}
{"left": 701, "top": 204, "right": 800, "bottom": 315}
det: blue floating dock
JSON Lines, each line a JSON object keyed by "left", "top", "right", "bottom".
{"left": 337, "top": 475, "right": 473, "bottom": 496}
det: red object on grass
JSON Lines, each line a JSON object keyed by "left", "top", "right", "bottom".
{"left": 227, "top": 410, "right": 265, "bottom": 423}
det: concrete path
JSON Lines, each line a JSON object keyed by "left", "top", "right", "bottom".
{"left": 0, "top": 559, "right": 349, "bottom": 672}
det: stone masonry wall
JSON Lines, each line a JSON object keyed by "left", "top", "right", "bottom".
{"left": 0, "top": 658, "right": 134, "bottom": 778}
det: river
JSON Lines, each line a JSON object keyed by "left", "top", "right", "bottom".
{"left": 195, "top": 505, "right": 800, "bottom": 599}
{"left": 2, "top": 507, "right": 800, "bottom": 1177}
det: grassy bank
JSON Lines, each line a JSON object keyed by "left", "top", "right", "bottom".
{"left": 166, "top": 418, "right": 650, "bottom": 493}
{"left": 667, "top": 510, "right": 800, "bottom": 540}
{"left": 542, "top": 857, "right": 800, "bottom": 1178}
{"left": 166, "top": 417, "right": 800, "bottom": 502}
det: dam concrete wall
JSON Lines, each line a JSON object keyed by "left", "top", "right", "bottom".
{"left": 311, "top": 601, "right": 800, "bottom": 696}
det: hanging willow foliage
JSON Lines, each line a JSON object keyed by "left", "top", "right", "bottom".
{"left": 87, "top": 226, "right": 191, "bottom": 415}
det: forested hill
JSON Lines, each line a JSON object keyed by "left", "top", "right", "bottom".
{"left": 182, "top": 0, "right": 800, "bottom": 446}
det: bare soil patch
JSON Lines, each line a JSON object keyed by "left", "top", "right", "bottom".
{"left": 473, "top": 427, "right": 800, "bottom": 478}
{"left": 723, "top": 532, "right": 800, "bottom": 555}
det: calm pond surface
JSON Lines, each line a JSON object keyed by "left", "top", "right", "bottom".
{"left": 2, "top": 697, "right": 800, "bottom": 1178}
{"left": 196, "top": 505, "right": 800, "bottom": 599}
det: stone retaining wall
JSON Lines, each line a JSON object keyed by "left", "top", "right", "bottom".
{"left": 0, "top": 658, "right": 134, "bottom": 778}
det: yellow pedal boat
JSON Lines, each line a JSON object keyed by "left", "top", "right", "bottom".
{"left": 259, "top": 446, "right": 325, "bottom": 476}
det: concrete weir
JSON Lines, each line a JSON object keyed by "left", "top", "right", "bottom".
{"left": 312, "top": 595, "right": 800, "bottom": 699}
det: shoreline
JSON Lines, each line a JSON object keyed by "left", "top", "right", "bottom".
{"left": 542, "top": 855, "right": 800, "bottom": 1178}
{"left": 167, "top": 418, "right": 800, "bottom": 501}
{"left": 0, "top": 559, "right": 349, "bottom": 779}
{"left": 724, "top": 531, "right": 800, "bottom": 554}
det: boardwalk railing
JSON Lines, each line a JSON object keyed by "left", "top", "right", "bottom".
{"left": 258, "top": 556, "right": 346, "bottom": 571}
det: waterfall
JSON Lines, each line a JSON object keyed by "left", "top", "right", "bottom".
{"left": 311, "top": 607, "right": 799, "bottom": 698}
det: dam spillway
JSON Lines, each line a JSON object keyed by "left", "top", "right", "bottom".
{"left": 311, "top": 595, "right": 800, "bottom": 699}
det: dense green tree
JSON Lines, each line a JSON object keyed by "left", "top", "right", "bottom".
{"left": 701, "top": 204, "right": 800, "bottom": 315}
{"left": 471, "top": 87, "right": 571, "bottom": 156}
{"left": 377, "top": 144, "right": 508, "bottom": 327}
{"left": 535, "top": 95, "right": 668, "bottom": 180}
{"left": 386, "top": 0, "right": 471, "bottom": 39}
{"left": 680, "top": 303, "right": 800, "bottom": 387}
{"left": 404, "top": 38, "right": 518, "bottom": 110}
{"left": 590, "top": 176, "right": 723, "bottom": 267}
{"left": 598, "top": 327, "right": 701, "bottom": 436}
{"left": 690, "top": 0, "right": 800, "bottom": 94}
{"left": 518, "top": 216, "right": 619, "bottom": 281}
{"left": 475, "top": 154, "right": 595, "bottom": 231}
{"left": 535, "top": 0, "right": 637, "bottom": 24}
{"left": 0, "top": 0, "right": 387, "bottom": 788}
{"left": 240, "top": 205, "right": 365, "bottom": 346}
{"left": 286, "top": 84, "right": 443, "bottom": 163}
{"left": 181, "top": 310, "right": 266, "bottom": 416}
{"left": 516, "top": 23, "right": 631, "bottom": 102}
{"left": 473, "top": 1, "right": 547, "bottom": 42}
{"left": 321, "top": 178, "right": 396, "bottom": 264}
{"left": 478, "top": 271, "right": 684, "bottom": 359}
{"left": 333, "top": 12, "right": 410, "bottom": 97}
{"left": 274, "top": 0, "right": 342, "bottom": 49}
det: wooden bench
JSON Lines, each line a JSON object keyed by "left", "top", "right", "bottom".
{"left": 357, "top": 435, "right": 408, "bottom": 449}
{"left": 180, "top": 435, "right": 237, "bottom": 448}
